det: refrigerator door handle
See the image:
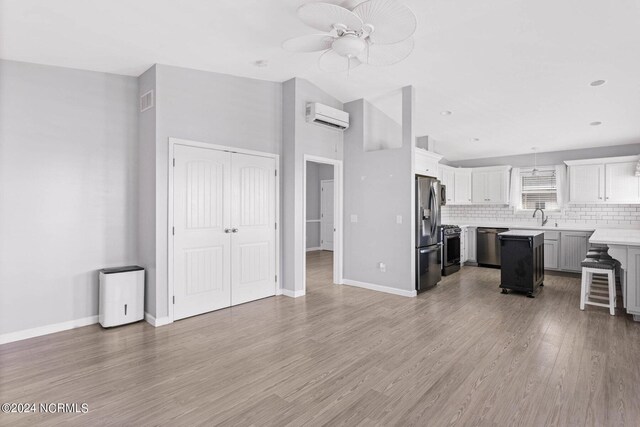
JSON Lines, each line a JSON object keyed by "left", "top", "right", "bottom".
{"left": 431, "top": 183, "right": 440, "bottom": 239}
{"left": 419, "top": 244, "right": 442, "bottom": 254}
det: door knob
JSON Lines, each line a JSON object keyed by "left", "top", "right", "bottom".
{"left": 224, "top": 228, "right": 232, "bottom": 233}
{"left": 231, "top": 228, "right": 239, "bottom": 233}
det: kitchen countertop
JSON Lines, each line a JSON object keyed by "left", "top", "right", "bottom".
{"left": 498, "top": 230, "right": 545, "bottom": 237}
{"left": 456, "top": 223, "right": 597, "bottom": 232}
{"left": 590, "top": 228, "right": 640, "bottom": 246}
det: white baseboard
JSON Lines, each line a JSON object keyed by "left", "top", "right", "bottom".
{"left": 342, "top": 279, "right": 417, "bottom": 297}
{"left": 144, "top": 312, "right": 172, "bottom": 327}
{"left": 0, "top": 315, "right": 99, "bottom": 345}
{"left": 282, "top": 289, "right": 306, "bottom": 298}
{"left": 306, "top": 247, "right": 322, "bottom": 252}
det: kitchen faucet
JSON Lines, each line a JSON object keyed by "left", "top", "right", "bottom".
{"left": 533, "top": 208, "right": 548, "bottom": 226}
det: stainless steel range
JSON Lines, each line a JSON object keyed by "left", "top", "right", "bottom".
{"left": 441, "top": 225, "right": 462, "bottom": 276}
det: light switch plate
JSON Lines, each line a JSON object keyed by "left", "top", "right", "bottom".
{"left": 396, "top": 215, "right": 403, "bottom": 224}
{"left": 350, "top": 214, "right": 358, "bottom": 223}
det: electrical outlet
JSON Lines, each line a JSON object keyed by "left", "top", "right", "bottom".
{"left": 378, "top": 262, "right": 386, "bottom": 272}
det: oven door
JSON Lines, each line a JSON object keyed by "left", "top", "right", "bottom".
{"left": 443, "top": 234, "right": 461, "bottom": 266}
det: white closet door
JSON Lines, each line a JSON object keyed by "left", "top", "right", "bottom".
{"left": 230, "top": 153, "right": 276, "bottom": 305}
{"left": 173, "top": 145, "right": 231, "bottom": 320}
{"left": 320, "top": 180, "right": 334, "bottom": 251}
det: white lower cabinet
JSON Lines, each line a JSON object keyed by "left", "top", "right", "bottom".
{"left": 460, "top": 227, "right": 467, "bottom": 264}
{"left": 560, "top": 231, "right": 591, "bottom": 272}
{"left": 544, "top": 240, "right": 559, "bottom": 270}
{"left": 465, "top": 226, "right": 477, "bottom": 263}
{"left": 624, "top": 247, "right": 640, "bottom": 317}
{"left": 543, "top": 231, "right": 560, "bottom": 270}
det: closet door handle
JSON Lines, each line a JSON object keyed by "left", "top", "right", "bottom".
{"left": 231, "top": 228, "right": 239, "bottom": 233}
{"left": 224, "top": 228, "right": 232, "bottom": 233}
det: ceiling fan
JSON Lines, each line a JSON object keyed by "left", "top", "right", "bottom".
{"left": 282, "top": 0, "right": 417, "bottom": 72}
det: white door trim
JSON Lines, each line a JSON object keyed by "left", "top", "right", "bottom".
{"left": 303, "top": 155, "right": 344, "bottom": 294}
{"left": 320, "top": 179, "right": 334, "bottom": 251}
{"left": 168, "top": 137, "right": 280, "bottom": 324}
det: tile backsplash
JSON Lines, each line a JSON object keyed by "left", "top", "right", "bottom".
{"left": 442, "top": 204, "right": 640, "bottom": 228}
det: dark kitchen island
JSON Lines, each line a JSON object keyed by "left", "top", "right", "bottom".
{"left": 498, "top": 230, "right": 545, "bottom": 297}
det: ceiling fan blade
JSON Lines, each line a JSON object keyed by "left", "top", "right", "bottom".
{"left": 283, "top": 34, "right": 336, "bottom": 52}
{"left": 358, "top": 37, "right": 414, "bottom": 66}
{"left": 318, "top": 49, "right": 362, "bottom": 72}
{"left": 353, "top": 0, "right": 417, "bottom": 44}
{"left": 298, "top": 2, "right": 364, "bottom": 32}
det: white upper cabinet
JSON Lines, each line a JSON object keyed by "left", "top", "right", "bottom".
{"left": 472, "top": 166, "right": 511, "bottom": 204}
{"left": 605, "top": 161, "right": 640, "bottom": 203}
{"left": 568, "top": 163, "right": 604, "bottom": 203}
{"left": 439, "top": 166, "right": 455, "bottom": 204}
{"left": 454, "top": 169, "right": 472, "bottom": 204}
{"left": 439, "top": 165, "right": 472, "bottom": 205}
{"left": 414, "top": 148, "right": 443, "bottom": 178}
{"left": 472, "top": 171, "right": 488, "bottom": 203}
{"left": 566, "top": 156, "right": 640, "bottom": 204}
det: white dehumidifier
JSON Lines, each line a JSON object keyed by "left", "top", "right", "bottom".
{"left": 99, "top": 266, "right": 145, "bottom": 327}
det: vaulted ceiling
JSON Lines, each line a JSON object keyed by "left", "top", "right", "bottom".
{"left": 2, "top": 0, "right": 640, "bottom": 160}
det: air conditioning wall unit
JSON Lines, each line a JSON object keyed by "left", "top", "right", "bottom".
{"left": 305, "top": 102, "right": 349, "bottom": 130}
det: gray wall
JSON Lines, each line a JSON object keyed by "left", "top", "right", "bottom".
{"left": 282, "top": 79, "right": 296, "bottom": 295}
{"left": 364, "top": 100, "right": 402, "bottom": 151}
{"left": 282, "top": 78, "right": 343, "bottom": 294}
{"left": 448, "top": 143, "right": 640, "bottom": 168}
{"left": 0, "top": 60, "right": 138, "bottom": 335}
{"left": 137, "top": 66, "right": 157, "bottom": 317}
{"left": 144, "top": 64, "right": 283, "bottom": 319}
{"left": 306, "top": 162, "right": 334, "bottom": 249}
{"left": 342, "top": 87, "right": 415, "bottom": 292}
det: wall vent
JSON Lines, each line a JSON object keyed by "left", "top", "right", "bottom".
{"left": 140, "top": 90, "right": 154, "bottom": 112}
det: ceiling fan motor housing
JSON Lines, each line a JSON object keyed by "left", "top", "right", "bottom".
{"left": 332, "top": 34, "right": 366, "bottom": 57}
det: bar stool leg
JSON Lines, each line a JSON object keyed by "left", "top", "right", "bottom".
{"left": 608, "top": 270, "right": 615, "bottom": 315}
{"left": 580, "top": 267, "right": 587, "bottom": 311}
{"left": 612, "top": 270, "right": 617, "bottom": 308}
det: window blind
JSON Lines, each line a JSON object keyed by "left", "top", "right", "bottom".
{"left": 521, "top": 170, "right": 558, "bottom": 210}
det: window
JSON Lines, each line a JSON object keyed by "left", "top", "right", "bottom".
{"left": 520, "top": 168, "right": 559, "bottom": 210}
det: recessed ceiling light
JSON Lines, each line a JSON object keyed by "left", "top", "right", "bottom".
{"left": 590, "top": 79, "right": 606, "bottom": 87}
{"left": 441, "top": 110, "right": 452, "bottom": 116}
{"left": 253, "top": 59, "right": 269, "bottom": 68}
{"left": 590, "top": 121, "right": 602, "bottom": 126}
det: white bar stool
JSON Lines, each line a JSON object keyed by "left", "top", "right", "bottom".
{"left": 580, "top": 248, "right": 616, "bottom": 315}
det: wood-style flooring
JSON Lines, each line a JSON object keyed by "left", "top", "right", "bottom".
{"left": 1, "top": 250, "right": 640, "bottom": 426}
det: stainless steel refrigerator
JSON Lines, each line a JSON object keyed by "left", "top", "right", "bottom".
{"left": 416, "top": 176, "right": 443, "bottom": 292}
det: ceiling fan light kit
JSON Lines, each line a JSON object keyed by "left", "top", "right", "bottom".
{"left": 283, "top": 0, "right": 417, "bottom": 71}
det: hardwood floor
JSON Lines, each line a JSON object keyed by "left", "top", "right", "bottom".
{"left": 2, "top": 251, "right": 640, "bottom": 426}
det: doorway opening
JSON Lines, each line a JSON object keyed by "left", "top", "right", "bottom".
{"left": 303, "top": 156, "right": 343, "bottom": 294}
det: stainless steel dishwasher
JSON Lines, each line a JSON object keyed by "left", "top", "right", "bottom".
{"left": 477, "top": 227, "right": 509, "bottom": 267}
